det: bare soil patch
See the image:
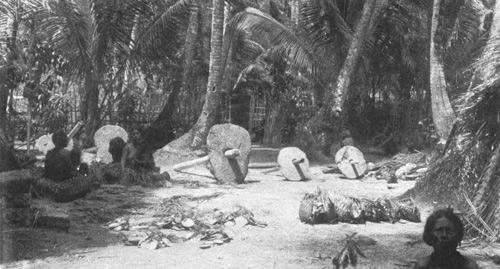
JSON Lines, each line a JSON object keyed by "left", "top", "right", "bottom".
{"left": 1, "top": 145, "right": 499, "bottom": 269}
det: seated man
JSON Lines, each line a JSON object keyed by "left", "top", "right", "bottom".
{"left": 41, "top": 129, "right": 94, "bottom": 202}
{"left": 414, "top": 207, "right": 479, "bottom": 269}
{"left": 99, "top": 136, "right": 126, "bottom": 184}
{"left": 44, "top": 130, "right": 81, "bottom": 182}
{"left": 109, "top": 136, "right": 126, "bottom": 164}
{"left": 121, "top": 126, "right": 155, "bottom": 171}
{"left": 120, "top": 126, "right": 169, "bottom": 187}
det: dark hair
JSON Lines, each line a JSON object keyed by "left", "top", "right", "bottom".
{"left": 109, "top": 137, "right": 126, "bottom": 163}
{"left": 423, "top": 207, "right": 464, "bottom": 246}
{"left": 52, "top": 130, "right": 68, "bottom": 149}
{"left": 130, "top": 125, "right": 145, "bottom": 135}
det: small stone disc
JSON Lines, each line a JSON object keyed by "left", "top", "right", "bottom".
{"left": 277, "top": 147, "right": 310, "bottom": 181}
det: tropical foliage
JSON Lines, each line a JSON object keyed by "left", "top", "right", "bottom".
{"left": 0, "top": 0, "right": 499, "bottom": 236}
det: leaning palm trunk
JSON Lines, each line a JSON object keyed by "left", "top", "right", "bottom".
{"left": 189, "top": 0, "right": 225, "bottom": 149}
{"left": 329, "top": 0, "right": 387, "bottom": 115}
{"left": 429, "top": 0, "right": 455, "bottom": 140}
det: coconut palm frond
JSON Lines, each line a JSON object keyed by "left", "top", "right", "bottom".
{"left": 235, "top": 63, "right": 272, "bottom": 88}
{"left": 135, "top": 0, "right": 196, "bottom": 50}
{"left": 0, "top": 0, "right": 47, "bottom": 41}
{"left": 301, "top": 0, "right": 353, "bottom": 49}
{"left": 441, "top": 1, "right": 484, "bottom": 66}
{"left": 226, "top": 7, "right": 319, "bottom": 76}
{"left": 39, "top": 0, "right": 91, "bottom": 80}
{"left": 233, "top": 34, "right": 266, "bottom": 68}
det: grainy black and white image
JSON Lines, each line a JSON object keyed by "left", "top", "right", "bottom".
{"left": 1, "top": 0, "right": 500, "bottom": 268}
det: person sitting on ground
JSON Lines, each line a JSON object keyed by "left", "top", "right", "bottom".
{"left": 99, "top": 136, "right": 127, "bottom": 184}
{"left": 44, "top": 130, "right": 81, "bottom": 182}
{"left": 120, "top": 126, "right": 169, "bottom": 187}
{"left": 414, "top": 207, "right": 479, "bottom": 269}
{"left": 121, "top": 126, "right": 155, "bottom": 171}
{"left": 109, "top": 136, "right": 126, "bottom": 164}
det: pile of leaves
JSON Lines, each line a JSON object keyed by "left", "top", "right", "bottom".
{"left": 109, "top": 194, "right": 267, "bottom": 250}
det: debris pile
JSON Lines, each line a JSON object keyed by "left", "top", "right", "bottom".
{"left": 106, "top": 194, "right": 267, "bottom": 250}
{"left": 367, "top": 152, "right": 429, "bottom": 182}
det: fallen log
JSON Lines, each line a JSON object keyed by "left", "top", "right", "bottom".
{"left": 299, "top": 187, "right": 421, "bottom": 225}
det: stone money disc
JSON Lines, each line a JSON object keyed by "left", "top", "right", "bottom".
{"left": 35, "top": 134, "right": 74, "bottom": 155}
{"left": 207, "top": 124, "right": 251, "bottom": 184}
{"left": 94, "top": 125, "right": 128, "bottom": 164}
{"left": 277, "top": 147, "right": 310, "bottom": 181}
{"left": 335, "top": 146, "right": 367, "bottom": 179}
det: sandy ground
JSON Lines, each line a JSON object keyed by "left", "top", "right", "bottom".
{"left": 1, "top": 146, "right": 499, "bottom": 269}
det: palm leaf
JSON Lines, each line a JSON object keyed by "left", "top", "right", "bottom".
{"left": 301, "top": 0, "right": 354, "bottom": 50}
{"left": 39, "top": 0, "right": 92, "bottom": 80}
{"left": 225, "top": 7, "right": 320, "bottom": 76}
{"left": 135, "top": 0, "right": 196, "bottom": 51}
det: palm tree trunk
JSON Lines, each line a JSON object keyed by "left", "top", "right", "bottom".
{"left": 263, "top": 100, "right": 287, "bottom": 146}
{"left": 83, "top": 72, "right": 100, "bottom": 143}
{"left": 329, "top": 0, "right": 380, "bottom": 115}
{"left": 181, "top": 7, "right": 200, "bottom": 102}
{"left": 0, "top": 68, "right": 8, "bottom": 130}
{"left": 290, "top": 0, "right": 300, "bottom": 24}
{"left": 189, "top": 0, "right": 225, "bottom": 149}
{"left": 145, "top": 7, "right": 202, "bottom": 151}
{"left": 429, "top": 0, "right": 455, "bottom": 140}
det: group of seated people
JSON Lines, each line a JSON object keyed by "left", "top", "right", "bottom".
{"left": 43, "top": 125, "right": 169, "bottom": 189}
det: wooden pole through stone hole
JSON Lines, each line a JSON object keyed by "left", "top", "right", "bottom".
{"left": 172, "top": 124, "right": 251, "bottom": 184}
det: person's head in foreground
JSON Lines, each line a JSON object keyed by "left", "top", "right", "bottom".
{"left": 414, "top": 207, "right": 479, "bottom": 269}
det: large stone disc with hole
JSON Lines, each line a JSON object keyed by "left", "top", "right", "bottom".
{"left": 35, "top": 134, "right": 74, "bottom": 154}
{"left": 207, "top": 124, "right": 251, "bottom": 184}
{"left": 335, "top": 146, "right": 367, "bottom": 179}
{"left": 277, "top": 147, "right": 310, "bottom": 181}
{"left": 94, "top": 125, "right": 128, "bottom": 164}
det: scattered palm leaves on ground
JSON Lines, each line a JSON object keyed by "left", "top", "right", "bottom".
{"left": 110, "top": 193, "right": 267, "bottom": 250}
